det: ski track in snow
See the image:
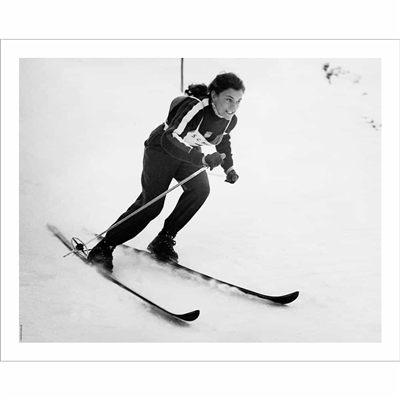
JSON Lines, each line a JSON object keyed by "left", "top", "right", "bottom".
{"left": 19, "top": 58, "right": 381, "bottom": 344}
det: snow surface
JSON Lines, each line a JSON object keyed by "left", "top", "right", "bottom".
{"left": 19, "top": 58, "right": 381, "bottom": 344}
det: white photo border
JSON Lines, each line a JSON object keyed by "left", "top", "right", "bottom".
{"left": 1, "top": 39, "right": 399, "bottom": 362}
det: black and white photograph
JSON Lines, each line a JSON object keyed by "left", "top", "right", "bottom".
{"left": 1, "top": 1, "right": 399, "bottom": 399}
{"left": 18, "top": 57, "right": 381, "bottom": 343}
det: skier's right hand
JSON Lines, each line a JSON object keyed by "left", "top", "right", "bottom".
{"left": 203, "top": 152, "right": 226, "bottom": 170}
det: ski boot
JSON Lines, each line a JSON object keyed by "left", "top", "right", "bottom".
{"left": 87, "top": 238, "right": 115, "bottom": 273}
{"left": 147, "top": 231, "right": 179, "bottom": 263}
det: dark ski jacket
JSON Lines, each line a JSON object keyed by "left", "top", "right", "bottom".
{"left": 145, "top": 95, "right": 238, "bottom": 173}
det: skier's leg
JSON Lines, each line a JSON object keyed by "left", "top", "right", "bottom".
{"left": 105, "top": 148, "right": 180, "bottom": 246}
{"left": 162, "top": 162, "right": 210, "bottom": 237}
{"left": 147, "top": 161, "right": 210, "bottom": 262}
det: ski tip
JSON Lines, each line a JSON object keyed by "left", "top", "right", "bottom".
{"left": 177, "top": 309, "right": 200, "bottom": 322}
{"left": 281, "top": 291, "right": 300, "bottom": 305}
{"left": 265, "top": 291, "right": 300, "bottom": 305}
{"left": 46, "top": 223, "right": 57, "bottom": 233}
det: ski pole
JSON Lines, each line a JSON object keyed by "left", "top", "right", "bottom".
{"left": 63, "top": 165, "right": 209, "bottom": 257}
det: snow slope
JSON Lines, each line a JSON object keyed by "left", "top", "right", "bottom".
{"left": 19, "top": 58, "right": 381, "bottom": 345}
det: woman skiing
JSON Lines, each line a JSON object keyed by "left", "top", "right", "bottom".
{"left": 88, "top": 72, "right": 245, "bottom": 272}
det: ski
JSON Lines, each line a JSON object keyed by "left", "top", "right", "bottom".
{"left": 140, "top": 248, "right": 298, "bottom": 304}
{"left": 93, "top": 232, "right": 299, "bottom": 305}
{"left": 47, "top": 224, "right": 200, "bottom": 322}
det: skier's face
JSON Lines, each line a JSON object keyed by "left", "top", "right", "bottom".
{"left": 211, "top": 88, "right": 244, "bottom": 120}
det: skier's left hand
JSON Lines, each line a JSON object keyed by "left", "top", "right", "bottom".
{"left": 225, "top": 169, "right": 239, "bottom": 184}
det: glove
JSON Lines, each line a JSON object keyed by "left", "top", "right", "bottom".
{"left": 225, "top": 169, "right": 239, "bottom": 184}
{"left": 204, "top": 152, "right": 226, "bottom": 171}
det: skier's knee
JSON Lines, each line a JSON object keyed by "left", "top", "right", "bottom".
{"left": 196, "top": 182, "right": 210, "bottom": 203}
{"left": 147, "top": 202, "right": 164, "bottom": 220}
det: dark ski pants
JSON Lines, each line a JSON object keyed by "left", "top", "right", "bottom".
{"left": 105, "top": 147, "right": 210, "bottom": 246}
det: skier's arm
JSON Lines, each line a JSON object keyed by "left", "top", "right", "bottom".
{"left": 161, "top": 99, "right": 206, "bottom": 167}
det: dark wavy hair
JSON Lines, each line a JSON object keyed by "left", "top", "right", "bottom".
{"left": 185, "top": 72, "right": 245, "bottom": 97}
